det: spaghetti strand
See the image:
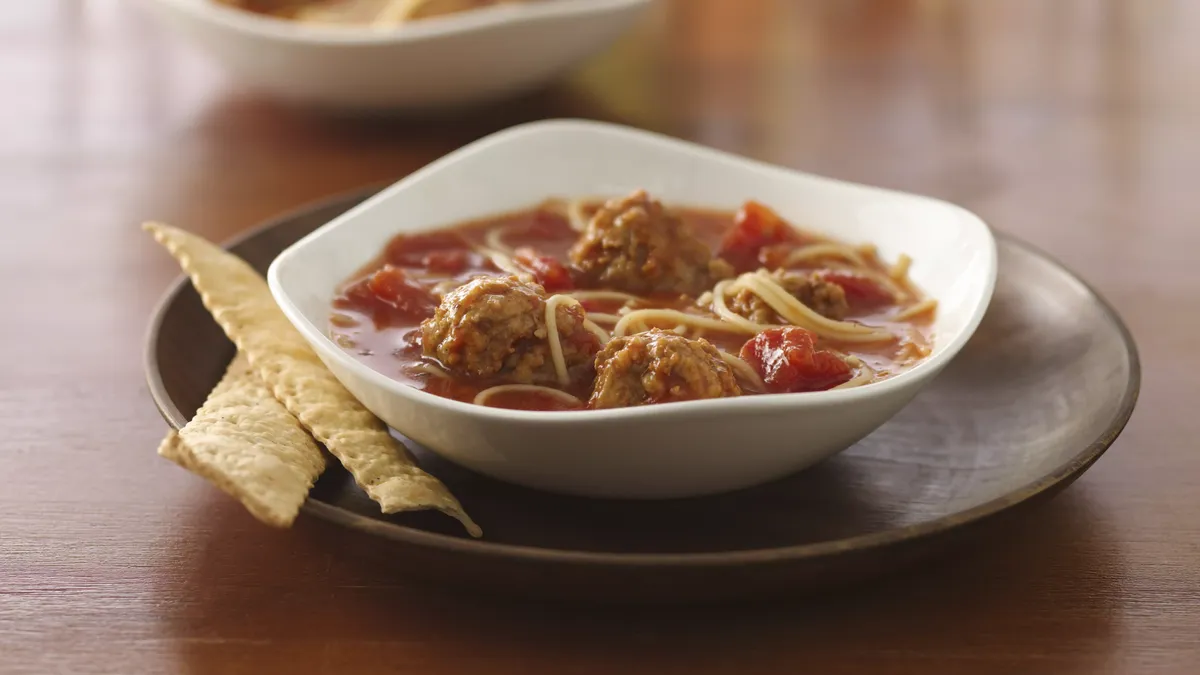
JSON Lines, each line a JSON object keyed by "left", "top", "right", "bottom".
{"left": 544, "top": 295, "right": 580, "bottom": 386}
{"left": 736, "top": 271, "right": 896, "bottom": 343}
{"left": 474, "top": 385, "right": 583, "bottom": 408}
{"left": 613, "top": 309, "right": 759, "bottom": 338}
{"left": 719, "top": 352, "right": 766, "bottom": 392}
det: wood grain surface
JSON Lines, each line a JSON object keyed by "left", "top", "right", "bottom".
{"left": 1, "top": 0, "right": 1194, "bottom": 673}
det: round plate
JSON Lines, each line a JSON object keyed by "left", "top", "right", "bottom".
{"left": 145, "top": 188, "right": 1140, "bottom": 604}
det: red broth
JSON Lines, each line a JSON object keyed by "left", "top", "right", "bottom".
{"left": 330, "top": 199, "right": 934, "bottom": 411}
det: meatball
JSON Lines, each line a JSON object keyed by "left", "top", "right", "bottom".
{"left": 589, "top": 329, "right": 742, "bottom": 409}
{"left": 569, "top": 190, "right": 734, "bottom": 295}
{"left": 728, "top": 270, "right": 849, "bottom": 323}
{"left": 421, "top": 276, "right": 600, "bottom": 383}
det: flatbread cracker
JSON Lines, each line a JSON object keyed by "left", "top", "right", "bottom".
{"left": 160, "top": 353, "right": 325, "bottom": 527}
{"left": 144, "top": 222, "right": 481, "bottom": 537}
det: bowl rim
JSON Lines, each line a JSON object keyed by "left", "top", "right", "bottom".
{"left": 144, "top": 0, "right": 653, "bottom": 45}
{"left": 266, "top": 119, "right": 999, "bottom": 424}
{"left": 144, "top": 186, "right": 1141, "bottom": 567}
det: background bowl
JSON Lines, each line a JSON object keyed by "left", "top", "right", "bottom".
{"left": 267, "top": 120, "right": 997, "bottom": 498}
{"left": 140, "top": 0, "right": 651, "bottom": 110}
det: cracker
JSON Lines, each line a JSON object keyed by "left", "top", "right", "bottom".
{"left": 159, "top": 353, "right": 325, "bottom": 527}
{"left": 144, "top": 222, "right": 481, "bottom": 537}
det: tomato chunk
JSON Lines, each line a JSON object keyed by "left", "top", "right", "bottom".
{"left": 514, "top": 247, "right": 574, "bottom": 292}
{"left": 740, "top": 326, "right": 853, "bottom": 393}
{"left": 818, "top": 271, "right": 893, "bottom": 309}
{"left": 718, "top": 201, "right": 804, "bottom": 272}
{"left": 339, "top": 265, "right": 438, "bottom": 328}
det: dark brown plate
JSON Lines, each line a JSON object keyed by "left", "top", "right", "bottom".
{"left": 145, "top": 188, "right": 1140, "bottom": 604}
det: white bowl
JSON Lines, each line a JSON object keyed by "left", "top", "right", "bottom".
{"left": 140, "top": 0, "right": 651, "bottom": 110}
{"left": 268, "top": 120, "right": 997, "bottom": 498}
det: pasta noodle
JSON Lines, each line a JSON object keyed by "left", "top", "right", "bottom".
{"left": 889, "top": 253, "right": 912, "bottom": 282}
{"left": 474, "top": 245, "right": 529, "bottom": 279}
{"left": 734, "top": 271, "right": 896, "bottom": 343}
{"left": 474, "top": 385, "right": 583, "bottom": 408}
{"left": 585, "top": 313, "right": 623, "bottom": 324}
{"left": 783, "top": 243, "right": 869, "bottom": 268}
{"left": 566, "top": 198, "right": 592, "bottom": 232}
{"left": 408, "top": 362, "right": 449, "bottom": 378}
{"left": 582, "top": 318, "right": 611, "bottom": 344}
{"left": 833, "top": 356, "right": 875, "bottom": 390}
{"left": 541, "top": 197, "right": 595, "bottom": 231}
{"left": 719, "top": 352, "right": 766, "bottom": 392}
{"left": 710, "top": 279, "right": 774, "bottom": 333}
{"left": 544, "top": 294, "right": 579, "bottom": 386}
{"left": 818, "top": 259, "right": 908, "bottom": 302}
{"left": 374, "top": 0, "right": 425, "bottom": 26}
{"left": 896, "top": 330, "right": 934, "bottom": 362}
{"left": 613, "top": 309, "right": 759, "bottom": 338}
{"left": 483, "top": 226, "right": 516, "bottom": 255}
{"left": 566, "top": 290, "right": 642, "bottom": 304}
{"left": 893, "top": 297, "right": 937, "bottom": 321}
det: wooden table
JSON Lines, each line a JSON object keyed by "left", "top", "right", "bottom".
{"left": 3, "top": 0, "right": 1195, "bottom": 672}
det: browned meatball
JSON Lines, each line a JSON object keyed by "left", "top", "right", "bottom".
{"left": 589, "top": 329, "right": 742, "bottom": 409}
{"left": 728, "top": 270, "right": 849, "bottom": 323}
{"left": 421, "top": 276, "right": 600, "bottom": 383}
{"left": 569, "top": 190, "right": 734, "bottom": 295}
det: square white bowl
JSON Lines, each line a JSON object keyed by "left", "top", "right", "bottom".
{"left": 141, "top": 0, "right": 651, "bottom": 110}
{"left": 269, "top": 120, "right": 997, "bottom": 498}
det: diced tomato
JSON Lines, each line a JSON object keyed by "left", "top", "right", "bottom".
{"left": 367, "top": 266, "right": 438, "bottom": 314}
{"left": 384, "top": 231, "right": 472, "bottom": 269}
{"left": 514, "top": 247, "right": 574, "bottom": 292}
{"left": 718, "top": 201, "right": 804, "bottom": 272}
{"left": 339, "top": 265, "right": 438, "bottom": 328}
{"left": 739, "top": 326, "right": 853, "bottom": 393}
{"left": 818, "top": 271, "right": 893, "bottom": 309}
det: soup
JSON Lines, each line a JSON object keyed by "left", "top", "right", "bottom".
{"left": 330, "top": 191, "right": 936, "bottom": 411}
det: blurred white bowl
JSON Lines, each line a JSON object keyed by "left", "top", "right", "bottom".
{"left": 268, "top": 120, "right": 997, "bottom": 499}
{"left": 141, "top": 0, "right": 651, "bottom": 110}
